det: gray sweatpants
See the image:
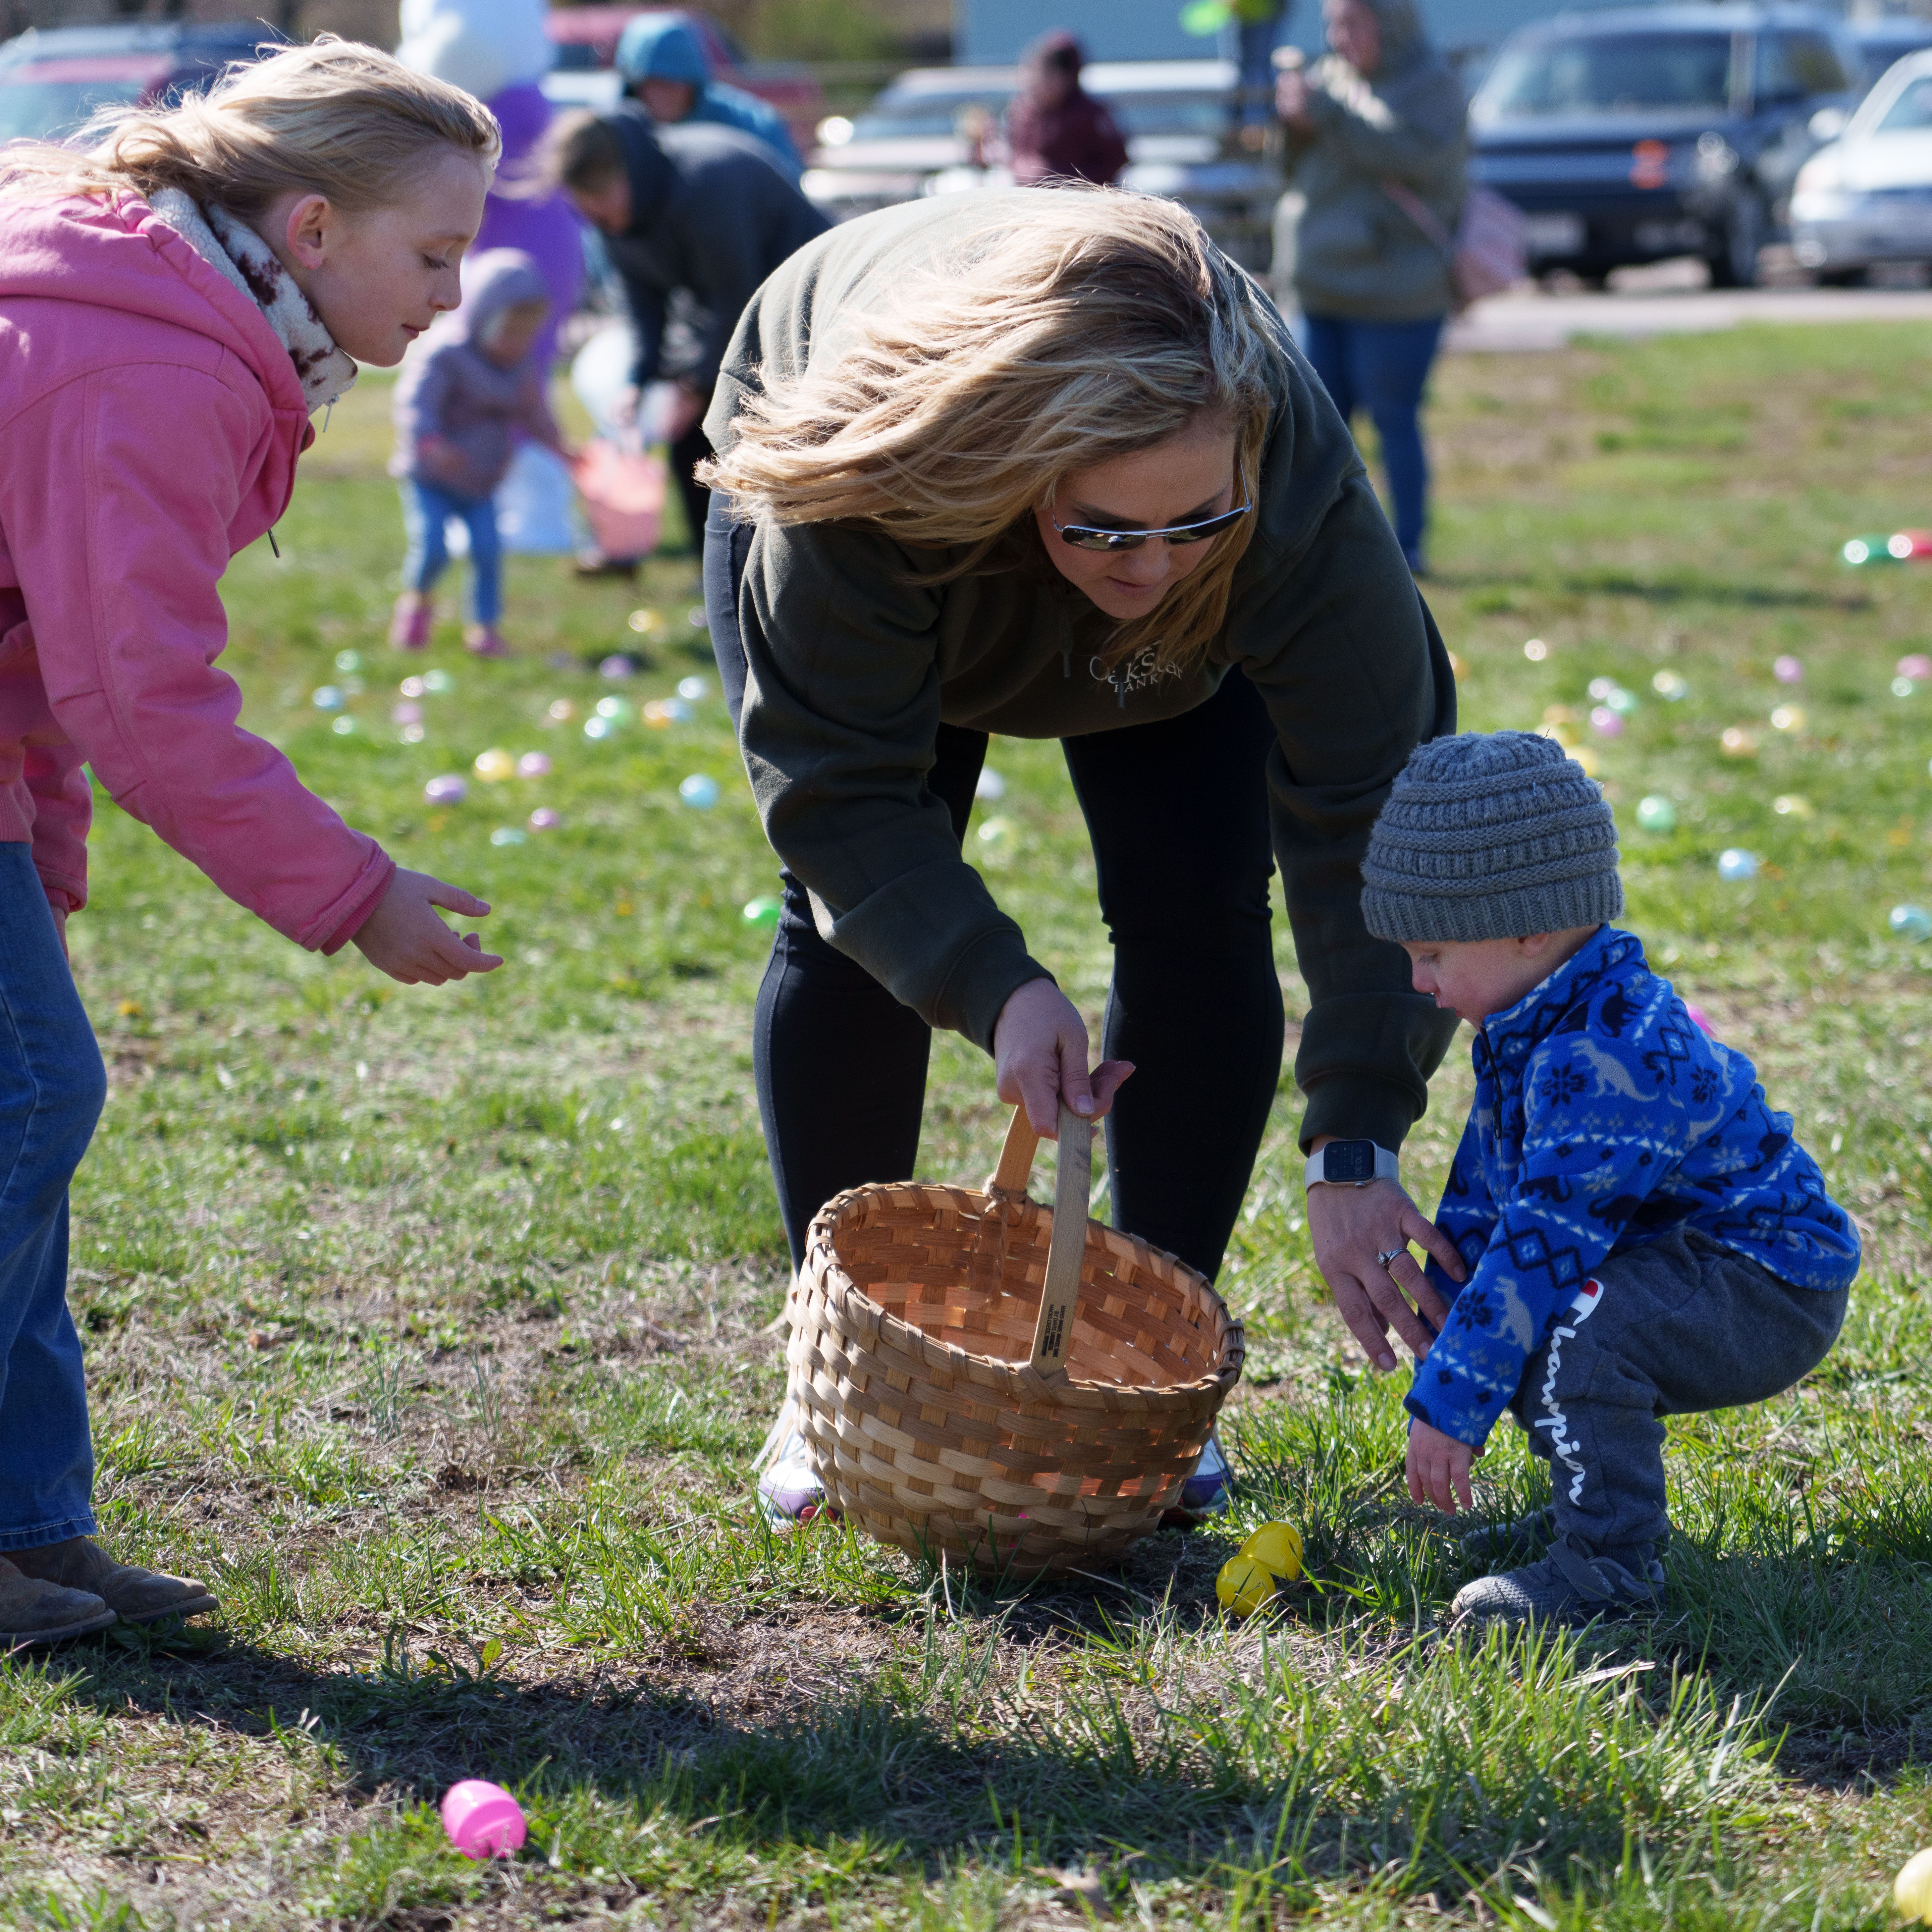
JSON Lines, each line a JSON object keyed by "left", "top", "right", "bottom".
{"left": 1506, "top": 1226, "right": 1847, "bottom": 1563}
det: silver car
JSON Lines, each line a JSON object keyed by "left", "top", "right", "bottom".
{"left": 1791, "top": 47, "right": 1932, "bottom": 281}
{"left": 803, "top": 60, "right": 1282, "bottom": 273}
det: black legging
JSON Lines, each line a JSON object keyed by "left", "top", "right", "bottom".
{"left": 706, "top": 514, "right": 1285, "bottom": 1284}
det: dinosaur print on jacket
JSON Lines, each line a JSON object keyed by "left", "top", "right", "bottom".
{"left": 1410, "top": 927, "right": 1860, "bottom": 1448}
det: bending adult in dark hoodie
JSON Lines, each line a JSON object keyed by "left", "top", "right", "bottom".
{"left": 702, "top": 190, "right": 1462, "bottom": 1298}
{"left": 600, "top": 109, "right": 827, "bottom": 544}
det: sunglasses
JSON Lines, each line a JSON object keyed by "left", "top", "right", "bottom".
{"left": 1051, "top": 503, "right": 1253, "bottom": 552}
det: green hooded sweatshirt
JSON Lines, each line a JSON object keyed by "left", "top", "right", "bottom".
{"left": 1275, "top": 0, "right": 1469, "bottom": 321}
{"left": 704, "top": 190, "right": 1459, "bottom": 1154}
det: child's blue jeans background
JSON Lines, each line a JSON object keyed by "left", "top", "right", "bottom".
{"left": 400, "top": 478, "right": 502, "bottom": 624}
{"left": 0, "top": 844, "right": 105, "bottom": 1552}
{"left": 1299, "top": 313, "right": 1446, "bottom": 570}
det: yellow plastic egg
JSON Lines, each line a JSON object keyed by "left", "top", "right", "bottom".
{"left": 473, "top": 747, "right": 515, "bottom": 783}
{"left": 1238, "top": 1521, "right": 1304, "bottom": 1583}
{"left": 1896, "top": 1848, "right": 1932, "bottom": 1921}
{"left": 1215, "top": 1555, "right": 1278, "bottom": 1618}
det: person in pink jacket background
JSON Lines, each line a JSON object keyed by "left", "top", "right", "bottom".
{"left": 0, "top": 39, "right": 507, "bottom": 1648}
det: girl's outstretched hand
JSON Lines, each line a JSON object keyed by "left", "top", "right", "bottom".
{"left": 352, "top": 869, "right": 503, "bottom": 985}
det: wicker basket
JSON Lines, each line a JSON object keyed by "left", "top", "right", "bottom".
{"left": 783, "top": 1106, "right": 1245, "bottom": 1577}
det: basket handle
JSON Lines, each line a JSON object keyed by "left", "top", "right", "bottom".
{"left": 989, "top": 1103, "right": 1093, "bottom": 1375}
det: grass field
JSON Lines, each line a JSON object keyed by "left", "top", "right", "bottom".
{"left": 7, "top": 318, "right": 1932, "bottom": 1930}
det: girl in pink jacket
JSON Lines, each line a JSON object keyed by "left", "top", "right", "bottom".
{"left": 0, "top": 40, "right": 507, "bottom": 1648}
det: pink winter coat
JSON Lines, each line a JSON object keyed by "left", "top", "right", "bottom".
{"left": 0, "top": 191, "right": 394, "bottom": 948}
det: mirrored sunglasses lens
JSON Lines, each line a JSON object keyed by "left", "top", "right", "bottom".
{"left": 1169, "top": 512, "right": 1239, "bottom": 545}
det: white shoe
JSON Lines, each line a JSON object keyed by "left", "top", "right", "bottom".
{"left": 1164, "top": 1431, "right": 1232, "bottom": 1527}
{"left": 754, "top": 1409, "right": 835, "bottom": 1525}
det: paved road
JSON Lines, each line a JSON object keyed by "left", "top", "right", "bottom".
{"left": 1447, "top": 275, "right": 1932, "bottom": 353}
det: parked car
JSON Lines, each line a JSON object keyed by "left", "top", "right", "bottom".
{"left": 1791, "top": 47, "right": 1932, "bottom": 281}
{"left": 539, "top": 6, "right": 821, "bottom": 157}
{"left": 804, "top": 60, "right": 1282, "bottom": 271}
{"left": 1846, "top": 16, "right": 1932, "bottom": 95}
{"left": 0, "top": 19, "right": 278, "bottom": 145}
{"left": 1468, "top": 5, "right": 1858, "bottom": 287}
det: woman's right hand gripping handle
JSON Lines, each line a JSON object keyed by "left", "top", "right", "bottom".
{"left": 992, "top": 976, "right": 1133, "bottom": 1135}
{"left": 352, "top": 868, "right": 504, "bottom": 986}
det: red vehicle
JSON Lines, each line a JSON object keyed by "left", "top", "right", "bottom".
{"left": 0, "top": 21, "right": 279, "bottom": 145}
{"left": 541, "top": 7, "right": 821, "bottom": 155}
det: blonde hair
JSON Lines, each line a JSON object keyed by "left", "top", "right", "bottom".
{"left": 700, "top": 187, "right": 1280, "bottom": 671}
{"left": 0, "top": 37, "right": 500, "bottom": 217}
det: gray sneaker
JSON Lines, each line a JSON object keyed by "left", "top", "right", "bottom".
{"left": 1459, "top": 1505, "right": 1555, "bottom": 1564}
{"left": 1451, "top": 1534, "right": 1664, "bottom": 1628}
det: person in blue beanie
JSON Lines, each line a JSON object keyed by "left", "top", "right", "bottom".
{"left": 1359, "top": 731, "right": 1860, "bottom": 1627}
{"left": 614, "top": 14, "right": 803, "bottom": 181}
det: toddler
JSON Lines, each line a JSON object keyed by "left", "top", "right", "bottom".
{"left": 1360, "top": 731, "right": 1860, "bottom": 1625}
{"left": 390, "top": 248, "right": 568, "bottom": 657}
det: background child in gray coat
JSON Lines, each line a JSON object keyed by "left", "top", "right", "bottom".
{"left": 390, "top": 248, "right": 569, "bottom": 658}
{"left": 1358, "top": 732, "right": 1860, "bottom": 1626}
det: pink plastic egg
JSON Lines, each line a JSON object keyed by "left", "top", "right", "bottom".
{"left": 1588, "top": 706, "right": 1624, "bottom": 739}
{"left": 440, "top": 1781, "right": 526, "bottom": 1860}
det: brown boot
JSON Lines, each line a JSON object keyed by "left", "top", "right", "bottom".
{"left": 9, "top": 1538, "right": 217, "bottom": 1625}
{"left": 0, "top": 1554, "right": 115, "bottom": 1648}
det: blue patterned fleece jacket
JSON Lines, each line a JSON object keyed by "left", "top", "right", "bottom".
{"left": 1410, "top": 926, "right": 1861, "bottom": 1448}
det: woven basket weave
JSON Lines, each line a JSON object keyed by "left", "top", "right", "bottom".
{"left": 783, "top": 1108, "right": 1245, "bottom": 1577}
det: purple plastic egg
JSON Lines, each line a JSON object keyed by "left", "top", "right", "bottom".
{"left": 424, "top": 775, "right": 467, "bottom": 805}
{"left": 1772, "top": 655, "right": 1803, "bottom": 685}
{"left": 528, "top": 807, "right": 561, "bottom": 832}
{"left": 1588, "top": 706, "right": 1624, "bottom": 739}
{"left": 516, "top": 752, "right": 551, "bottom": 779}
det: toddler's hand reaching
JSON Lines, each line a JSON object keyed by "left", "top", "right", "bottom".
{"left": 1406, "top": 1417, "right": 1481, "bottom": 1515}
{"left": 352, "top": 869, "right": 503, "bottom": 986}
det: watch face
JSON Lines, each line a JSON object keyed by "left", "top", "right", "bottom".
{"left": 1324, "top": 1140, "right": 1377, "bottom": 1184}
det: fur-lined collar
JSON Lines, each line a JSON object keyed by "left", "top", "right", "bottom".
{"left": 148, "top": 187, "right": 357, "bottom": 414}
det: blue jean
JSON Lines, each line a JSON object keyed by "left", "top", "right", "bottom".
{"left": 1300, "top": 313, "right": 1445, "bottom": 567}
{"left": 400, "top": 478, "right": 502, "bottom": 624}
{"left": 0, "top": 846, "right": 105, "bottom": 1550}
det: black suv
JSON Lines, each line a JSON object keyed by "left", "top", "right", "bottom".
{"left": 1469, "top": 5, "right": 1859, "bottom": 286}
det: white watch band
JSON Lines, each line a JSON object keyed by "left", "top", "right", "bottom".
{"left": 1303, "top": 1141, "right": 1400, "bottom": 1189}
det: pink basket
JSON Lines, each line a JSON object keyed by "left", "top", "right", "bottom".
{"left": 573, "top": 440, "right": 665, "bottom": 560}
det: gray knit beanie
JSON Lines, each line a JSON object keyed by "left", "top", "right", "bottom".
{"left": 1361, "top": 731, "right": 1624, "bottom": 943}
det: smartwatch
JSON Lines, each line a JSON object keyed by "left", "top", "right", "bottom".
{"left": 1303, "top": 1140, "right": 1399, "bottom": 1189}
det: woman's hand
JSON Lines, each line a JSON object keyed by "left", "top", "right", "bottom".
{"left": 664, "top": 383, "right": 708, "bottom": 442}
{"left": 1304, "top": 1151, "right": 1466, "bottom": 1372}
{"left": 1275, "top": 70, "right": 1314, "bottom": 129}
{"left": 993, "top": 977, "right": 1133, "bottom": 1135}
{"left": 1406, "top": 1417, "right": 1481, "bottom": 1514}
{"left": 352, "top": 869, "right": 503, "bottom": 986}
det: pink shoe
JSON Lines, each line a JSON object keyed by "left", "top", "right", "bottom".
{"left": 389, "top": 594, "right": 429, "bottom": 651}
{"left": 463, "top": 623, "right": 511, "bottom": 659}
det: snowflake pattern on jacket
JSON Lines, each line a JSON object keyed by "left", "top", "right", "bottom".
{"left": 1410, "top": 926, "right": 1860, "bottom": 1448}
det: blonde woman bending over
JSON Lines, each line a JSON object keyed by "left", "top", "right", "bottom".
{"left": 0, "top": 41, "right": 505, "bottom": 1647}
{"left": 698, "top": 187, "right": 1469, "bottom": 1524}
